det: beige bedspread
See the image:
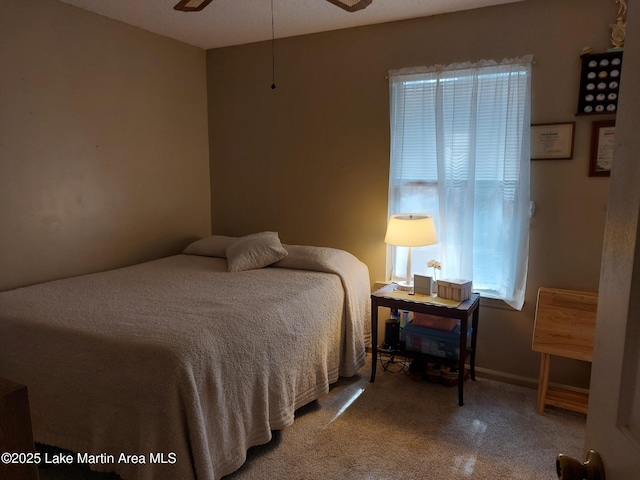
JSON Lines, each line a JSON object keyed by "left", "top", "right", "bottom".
{"left": 0, "top": 246, "right": 370, "bottom": 480}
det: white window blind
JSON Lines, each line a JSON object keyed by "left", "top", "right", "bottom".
{"left": 388, "top": 57, "right": 532, "bottom": 309}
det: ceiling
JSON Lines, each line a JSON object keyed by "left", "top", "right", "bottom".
{"left": 56, "top": 0, "right": 525, "bottom": 49}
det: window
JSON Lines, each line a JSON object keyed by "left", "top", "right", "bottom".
{"left": 387, "top": 57, "right": 532, "bottom": 310}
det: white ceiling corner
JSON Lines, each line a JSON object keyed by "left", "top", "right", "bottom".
{"left": 55, "top": 0, "right": 525, "bottom": 49}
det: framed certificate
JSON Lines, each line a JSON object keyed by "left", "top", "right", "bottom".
{"left": 531, "top": 122, "right": 575, "bottom": 160}
{"left": 589, "top": 120, "right": 616, "bottom": 176}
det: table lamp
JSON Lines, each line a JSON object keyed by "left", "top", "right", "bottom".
{"left": 385, "top": 214, "right": 437, "bottom": 289}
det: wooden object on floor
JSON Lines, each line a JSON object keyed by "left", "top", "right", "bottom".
{"left": 0, "top": 377, "right": 39, "bottom": 480}
{"left": 532, "top": 287, "right": 597, "bottom": 415}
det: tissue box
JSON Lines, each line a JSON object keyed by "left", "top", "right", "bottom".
{"left": 437, "top": 279, "right": 472, "bottom": 301}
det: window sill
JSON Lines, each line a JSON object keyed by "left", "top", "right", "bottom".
{"left": 479, "top": 296, "right": 517, "bottom": 311}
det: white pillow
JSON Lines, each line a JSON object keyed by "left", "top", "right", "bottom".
{"left": 183, "top": 235, "right": 238, "bottom": 258}
{"left": 226, "top": 232, "right": 288, "bottom": 272}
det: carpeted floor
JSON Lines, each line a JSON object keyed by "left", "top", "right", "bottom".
{"left": 38, "top": 355, "right": 586, "bottom": 479}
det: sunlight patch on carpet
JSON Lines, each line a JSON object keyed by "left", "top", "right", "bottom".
{"left": 452, "top": 418, "right": 487, "bottom": 476}
{"left": 325, "top": 387, "right": 365, "bottom": 427}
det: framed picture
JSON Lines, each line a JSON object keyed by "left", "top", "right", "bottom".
{"left": 589, "top": 120, "right": 616, "bottom": 177}
{"left": 576, "top": 51, "right": 623, "bottom": 115}
{"left": 531, "top": 122, "right": 575, "bottom": 160}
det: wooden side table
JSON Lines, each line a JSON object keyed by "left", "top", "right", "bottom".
{"left": 370, "top": 283, "right": 480, "bottom": 406}
{"left": 532, "top": 287, "right": 597, "bottom": 415}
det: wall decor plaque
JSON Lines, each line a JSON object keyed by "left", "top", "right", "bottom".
{"left": 531, "top": 122, "right": 575, "bottom": 160}
{"left": 576, "top": 51, "right": 623, "bottom": 116}
{"left": 589, "top": 120, "right": 616, "bottom": 177}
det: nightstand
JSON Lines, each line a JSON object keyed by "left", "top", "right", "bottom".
{"left": 370, "top": 283, "right": 480, "bottom": 406}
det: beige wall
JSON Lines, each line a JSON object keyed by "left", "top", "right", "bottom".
{"left": 0, "top": 0, "right": 617, "bottom": 388}
{"left": 207, "top": 0, "right": 617, "bottom": 387}
{"left": 0, "top": 0, "right": 211, "bottom": 291}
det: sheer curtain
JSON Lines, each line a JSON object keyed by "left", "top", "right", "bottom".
{"left": 388, "top": 56, "right": 532, "bottom": 310}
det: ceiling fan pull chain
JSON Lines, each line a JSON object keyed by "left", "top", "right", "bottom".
{"left": 271, "top": 0, "right": 276, "bottom": 89}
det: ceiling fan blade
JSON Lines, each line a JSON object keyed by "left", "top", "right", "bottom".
{"left": 174, "top": 0, "right": 215, "bottom": 12}
{"left": 325, "top": 0, "right": 372, "bottom": 12}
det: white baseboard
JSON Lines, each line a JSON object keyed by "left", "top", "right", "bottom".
{"left": 474, "top": 366, "right": 538, "bottom": 389}
{"left": 474, "top": 366, "right": 589, "bottom": 395}
{"left": 366, "top": 350, "right": 589, "bottom": 395}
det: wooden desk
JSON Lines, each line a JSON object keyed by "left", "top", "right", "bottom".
{"left": 532, "top": 287, "right": 597, "bottom": 414}
{"left": 370, "top": 284, "right": 480, "bottom": 406}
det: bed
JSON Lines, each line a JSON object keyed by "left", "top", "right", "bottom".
{"left": 0, "top": 232, "right": 371, "bottom": 480}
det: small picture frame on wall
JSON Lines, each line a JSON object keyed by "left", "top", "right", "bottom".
{"left": 531, "top": 122, "right": 575, "bottom": 160}
{"left": 589, "top": 120, "right": 616, "bottom": 177}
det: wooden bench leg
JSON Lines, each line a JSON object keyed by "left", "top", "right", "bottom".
{"left": 536, "top": 353, "right": 551, "bottom": 414}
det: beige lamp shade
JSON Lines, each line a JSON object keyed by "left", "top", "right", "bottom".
{"left": 384, "top": 214, "right": 437, "bottom": 247}
{"left": 385, "top": 214, "right": 437, "bottom": 289}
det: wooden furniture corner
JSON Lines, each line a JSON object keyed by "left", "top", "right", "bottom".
{"left": 532, "top": 287, "right": 597, "bottom": 415}
{"left": 0, "top": 377, "right": 39, "bottom": 480}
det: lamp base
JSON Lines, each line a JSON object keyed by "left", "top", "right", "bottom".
{"left": 395, "top": 281, "right": 413, "bottom": 292}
